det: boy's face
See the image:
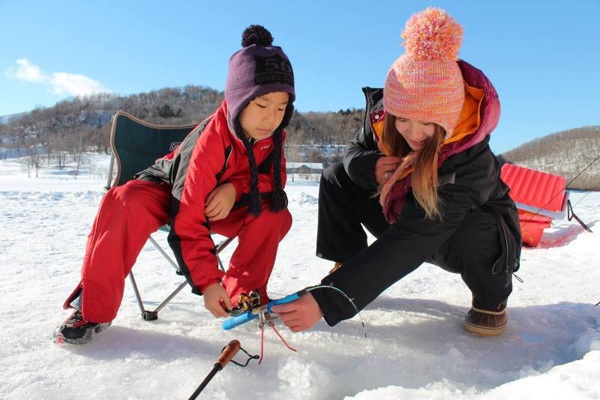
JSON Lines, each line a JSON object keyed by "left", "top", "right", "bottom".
{"left": 238, "top": 92, "right": 290, "bottom": 141}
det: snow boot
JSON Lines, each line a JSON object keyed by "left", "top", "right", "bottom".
{"left": 54, "top": 309, "right": 111, "bottom": 345}
{"left": 464, "top": 303, "right": 507, "bottom": 336}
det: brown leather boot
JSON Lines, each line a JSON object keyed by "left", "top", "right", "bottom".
{"left": 464, "top": 304, "right": 508, "bottom": 336}
{"left": 328, "top": 262, "right": 342, "bottom": 274}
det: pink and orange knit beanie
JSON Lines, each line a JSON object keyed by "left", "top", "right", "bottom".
{"left": 383, "top": 7, "right": 465, "bottom": 138}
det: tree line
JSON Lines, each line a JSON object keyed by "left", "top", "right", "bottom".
{"left": 1, "top": 85, "right": 598, "bottom": 190}
{"left": 0, "top": 85, "right": 363, "bottom": 175}
{"left": 502, "top": 126, "right": 600, "bottom": 190}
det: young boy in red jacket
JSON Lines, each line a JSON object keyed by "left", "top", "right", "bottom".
{"left": 55, "top": 25, "right": 296, "bottom": 344}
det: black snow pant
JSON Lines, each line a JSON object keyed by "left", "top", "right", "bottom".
{"left": 317, "top": 163, "right": 512, "bottom": 310}
{"left": 316, "top": 162, "right": 390, "bottom": 263}
{"left": 428, "top": 208, "right": 513, "bottom": 310}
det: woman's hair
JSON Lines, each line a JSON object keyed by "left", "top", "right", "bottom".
{"left": 382, "top": 113, "right": 445, "bottom": 220}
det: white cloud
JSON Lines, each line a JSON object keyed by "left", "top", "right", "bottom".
{"left": 5, "top": 58, "right": 110, "bottom": 96}
{"left": 49, "top": 72, "right": 108, "bottom": 96}
{"left": 5, "top": 59, "right": 48, "bottom": 82}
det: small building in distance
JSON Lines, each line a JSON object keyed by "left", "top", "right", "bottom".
{"left": 286, "top": 162, "right": 323, "bottom": 182}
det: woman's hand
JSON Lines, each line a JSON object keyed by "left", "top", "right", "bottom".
{"left": 272, "top": 293, "right": 323, "bottom": 332}
{"left": 375, "top": 156, "right": 401, "bottom": 185}
{"left": 202, "top": 283, "right": 232, "bottom": 318}
{"left": 205, "top": 183, "right": 236, "bottom": 221}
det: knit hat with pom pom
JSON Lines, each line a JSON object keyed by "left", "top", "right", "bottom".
{"left": 225, "top": 25, "right": 295, "bottom": 133}
{"left": 225, "top": 25, "right": 295, "bottom": 217}
{"left": 383, "top": 7, "right": 465, "bottom": 138}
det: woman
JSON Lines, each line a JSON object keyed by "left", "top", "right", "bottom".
{"left": 274, "top": 7, "right": 521, "bottom": 336}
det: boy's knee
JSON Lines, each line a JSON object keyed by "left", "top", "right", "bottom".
{"left": 276, "top": 208, "right": 292, "bottom": 234}
{"left": 261, "top": 207, "right": 292, "bottom": 235}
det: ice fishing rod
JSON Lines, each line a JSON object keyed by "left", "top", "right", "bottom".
{"left": 188, "top": 339, "right": 241, "bottom": 399}
{"left": 222, "top": 285, "right": 367, "bottom": 338}
{"left": 222, "top": 290, "right": 306, "bottom": 330}
{"left": 221, "top": 285, "right": 367, "bottom": 364}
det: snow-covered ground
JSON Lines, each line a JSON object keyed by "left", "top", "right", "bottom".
{"left": 1, "top": 155, "right": 599, "bottom": 400}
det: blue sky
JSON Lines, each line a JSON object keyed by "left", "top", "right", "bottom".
{"left": 1, "top": 1, "right": 599, "bottom": 154}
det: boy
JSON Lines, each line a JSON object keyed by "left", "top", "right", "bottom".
{"left": 55, "top": 25, "right": 296, "bottom": 344}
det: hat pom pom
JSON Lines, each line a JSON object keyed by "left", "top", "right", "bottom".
{"left": 241, "top": 25, "right": 274, "bottom": 47}
{"left": 402, "top": 7, "right": 463, "bottom": 60}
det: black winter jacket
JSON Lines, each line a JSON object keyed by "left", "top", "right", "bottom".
{"left": 312, "top": 66, "right": 521, "bottom": 326}
{"left": 342, "top": 87, "right": 384, "bottom": 191}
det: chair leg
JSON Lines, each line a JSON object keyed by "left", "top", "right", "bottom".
{"left": 216, "top": 237, "right": 234, "bottom": 272}
{"left": 151, "top": 280, "right": 188, "bottom": 315}
{"left": 129, "top": 235, "right": 235, "bottom": 321}
{"left": 129, "top": 272, "right": 159, "bottom": 321}
{"left": 148, "top": 235, "right": 180, "bottom": 272}
{"left": 129, "top": 272, "right": 190, "bottom": 321}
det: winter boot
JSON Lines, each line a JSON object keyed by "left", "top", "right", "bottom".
{"left": 464, "top": 303, "right": 507, "bottom": 336}
{"left": 54, "top": 309, "right": 111, "bottom": 345}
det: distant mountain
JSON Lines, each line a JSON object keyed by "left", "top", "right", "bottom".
{"left": 1, "top": 86, "right": 598, "bottom": 190}
{"left": 0, "top": 113, "right": 25, "bottom": 124}
{"left": 0, "top": 85, "right": 363, "bottom": 164}
{"left": 501, "top": 126, "right": 600, "bottom": 190}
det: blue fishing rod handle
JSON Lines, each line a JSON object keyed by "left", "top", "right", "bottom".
{"left": 265, "top": 292, "right": 300, "bottom": 312}
{"left": 221, "top": 310, "right": 258, "bottom": 330}
{"left": 221, "top": 291, "right": 303, "bottom": 330}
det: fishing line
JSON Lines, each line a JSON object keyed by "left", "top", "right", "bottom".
{"left": 306, "top": 284, "right": 368, "bottom": 338}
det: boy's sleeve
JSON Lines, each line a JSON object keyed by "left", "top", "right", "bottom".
{"left": 168, "top": 132, "right": 227, "bottom": 295}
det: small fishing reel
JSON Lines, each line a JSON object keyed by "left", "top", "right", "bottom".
{"left": 229, "top": 290, "right": 262, "bottom": 316}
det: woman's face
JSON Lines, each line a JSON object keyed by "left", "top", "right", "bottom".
{"left": 394, "top": 117, "right": 436, "bottom": 151}
{"left": 238, "top": 92, "right": 289, "bottom": 141}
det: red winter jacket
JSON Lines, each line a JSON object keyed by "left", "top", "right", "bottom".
{"left": 136, "top": 101, "right": 287, "bottom": 292}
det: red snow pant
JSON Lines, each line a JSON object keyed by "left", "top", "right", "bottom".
{"left": 63, "top": 180, "right": 292, "bottom": 323}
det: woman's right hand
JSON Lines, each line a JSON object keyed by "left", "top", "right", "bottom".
{"left": 272, "top": 293, "right": 324, "bottom": 332}
{"left": 375, "top": 156, "right": 402, "bottom": 185}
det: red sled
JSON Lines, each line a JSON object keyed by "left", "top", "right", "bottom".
{"left": 500, "top": 163, "right": 568, "bottom": 247}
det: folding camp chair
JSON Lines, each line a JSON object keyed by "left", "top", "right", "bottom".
{"left": 107, "top": 111, "right": 233, "bottom": 321}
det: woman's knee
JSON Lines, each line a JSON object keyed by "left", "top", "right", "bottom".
{"left": 435, "top": 211, "right": 501, "bottom": 273}
{"left": 322, "top": 162, "right": 345, "bottom": 182}
{"left": 320, "top": 162, "right": 351, "bottom": 192}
